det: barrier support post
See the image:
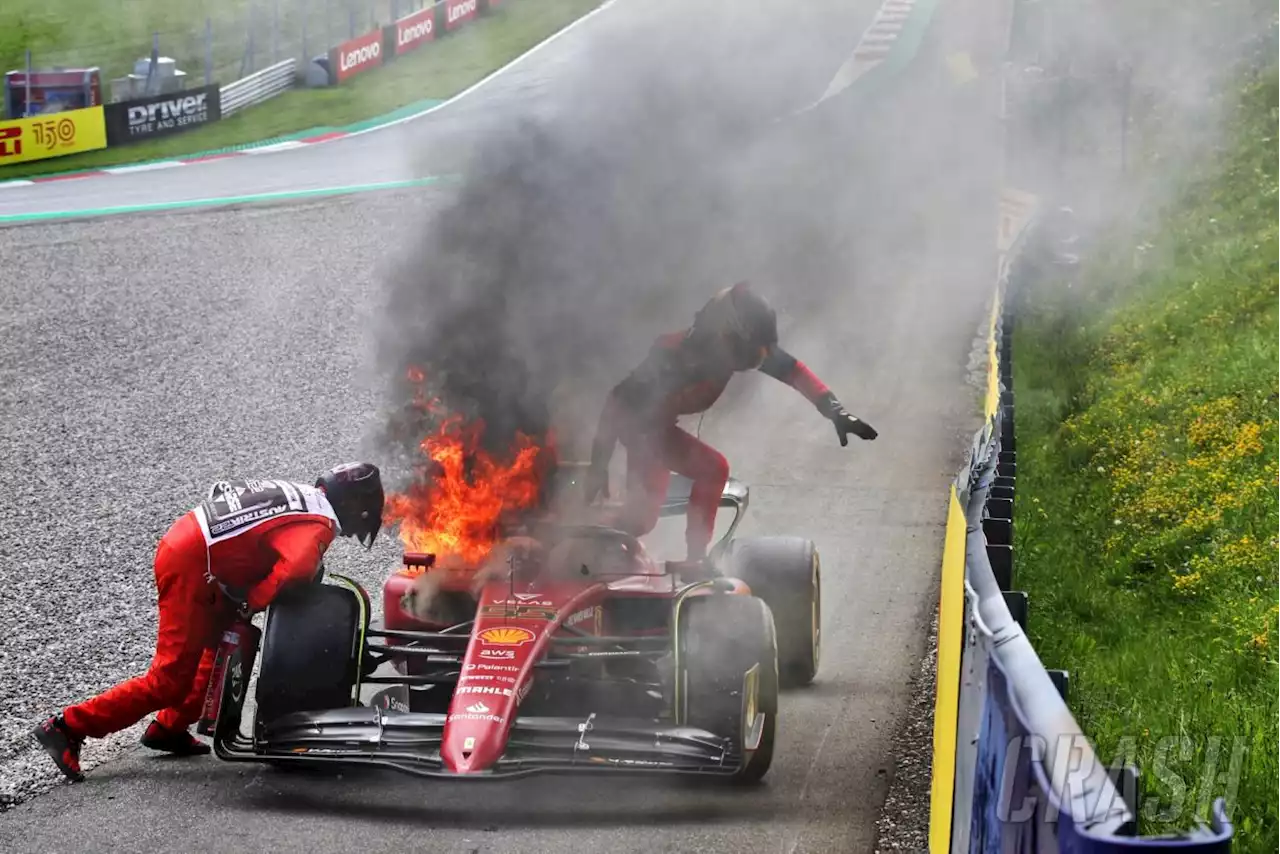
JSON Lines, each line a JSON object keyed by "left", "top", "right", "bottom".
{"left": 204, "top": 19, "right": 213, "bottom": 87}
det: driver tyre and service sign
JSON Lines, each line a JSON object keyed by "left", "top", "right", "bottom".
{"left": 103, "top": 85, "right": 222, "bottom": 146}
{"left": 329, "top": 28, "right": 385, "bottom": 84}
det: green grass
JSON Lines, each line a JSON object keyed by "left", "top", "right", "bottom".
{"left": 1011, "top": 58, "right": 1278, "bottom": 850}
{"left": 0, "top": 0, "right": 603, "bottom": 178}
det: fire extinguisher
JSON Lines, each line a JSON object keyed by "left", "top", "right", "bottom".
{"left": 197, "top": 616, "right": 261, "bottom": 738}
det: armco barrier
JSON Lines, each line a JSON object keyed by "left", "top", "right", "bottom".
{"left": 930, "top": 203, "right": 1237, "bottom": 853}
{"left": 930, "top": 0, "right": 1240, "bottom": 847}
{"left": 221, "top": 59, "right": 297, "bottom": 118}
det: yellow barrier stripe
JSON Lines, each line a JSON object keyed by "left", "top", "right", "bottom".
{"left": 928, "top": 484, "right": 969, "bottom": 853}
{"left": 984, "top": 289, "right": 1002, "bottom": 419}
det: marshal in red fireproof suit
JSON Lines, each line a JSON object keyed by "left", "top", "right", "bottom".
{"left": 33, "top": 463, "right": 386, "bottom": 782}
{"left": 584, "top": 282, "right": 878, "bottom": 562}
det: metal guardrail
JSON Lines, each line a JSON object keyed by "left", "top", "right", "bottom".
{"left": 934, "top": 0, "right": 1239, "bottom": 848}
{"left": 220, "top": 59, "right": 297, "bottom": 117}
{"left": 937, "top": 210, "right": 1237, "bottom": 852}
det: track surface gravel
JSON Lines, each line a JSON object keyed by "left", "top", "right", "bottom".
{"left": 0, "top": 0, "right": 1004, "bottom": 850}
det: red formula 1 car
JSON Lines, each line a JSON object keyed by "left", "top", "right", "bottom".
{"left": 202, "top": 475, "right": 821, "bottom": 782}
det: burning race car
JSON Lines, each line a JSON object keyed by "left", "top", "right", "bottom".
{"left": 199, "top": 474, "right": 821, "bottom": 782}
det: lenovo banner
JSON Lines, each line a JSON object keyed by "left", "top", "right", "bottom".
{"left": 392, "top": 7, "right": 436, "bottom": 56}
{"left": 445, "top": 0, "right": 480, "bottom": 31}
{"left": 329, "top": 29, "right": 385, "bottom": 84}
{"left": 103, "top": 85, "right": 222, "bottom": 146}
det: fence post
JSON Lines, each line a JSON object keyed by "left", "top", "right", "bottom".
{"left": 246, "top": 0, "right": 257, "bottom": 76}
{"left": 146, "top": 31, "right": 159, "bottom": 95}
{"left": 272, "top": 0, "right": 280, "bottom": 65}
{"left": 302, "top": 0, "right": 310, "bottom": 62}
{"left": 326, "top": 0, "right": 333, "bottom": 54}
{"left": 24, "top": 49, "right": 32, "bottom": 117}
{"left": 1119, "top": 61, "right": 1132, "bottom": 176}
{"left": 349, "top": 7, "right": 357, "bottom": 38}
{"left": 204, "top": 18, "right": 213, "bottom": 86}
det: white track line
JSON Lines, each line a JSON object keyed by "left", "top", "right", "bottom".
{"left": 102, "top": 161, "right": 184, "bottom": 174}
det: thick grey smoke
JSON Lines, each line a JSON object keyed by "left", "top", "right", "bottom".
{"left": 368, "top": 0, "right": 860, "bottom": 481}
{"left": 1005, "top": 0, "right": 1277, "bottom": 241}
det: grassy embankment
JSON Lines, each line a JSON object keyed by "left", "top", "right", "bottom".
{"left": 0, "top": 0, "right": 603, "bottom": 178}
{"left": 1010, "top": 53, "right": 1277, "bottom": 851}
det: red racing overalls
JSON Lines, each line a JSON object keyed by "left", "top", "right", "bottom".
{"left": 590, "top": 332, "right": 831, "bottom": 559}
{"left": 62, "top": 479, "right": 338, "bottom": 739}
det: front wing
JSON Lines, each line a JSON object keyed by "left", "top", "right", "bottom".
{"left": 215, "top": 708, "right": 745, "bottom": 779}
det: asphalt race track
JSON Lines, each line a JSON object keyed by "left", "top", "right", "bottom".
{"left": 0, "top": 0, "right": 1005, "bottom": 851}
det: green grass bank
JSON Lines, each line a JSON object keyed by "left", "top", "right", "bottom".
{"left": 1010, "top": 57, "right": 1278, "bottom": 850}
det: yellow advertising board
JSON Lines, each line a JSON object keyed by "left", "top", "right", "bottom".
{"left": 0, "top": 106, "right": 107, "bottom": 166}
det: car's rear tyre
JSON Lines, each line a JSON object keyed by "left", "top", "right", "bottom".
{"left": 724, "top": 536, "right": 821, "bottom": 688}
{"left": 675, "top": 593, "right": 779, "bottom": 783}
{"left": 255, "top": 577, "right": 369, "bottom": 729}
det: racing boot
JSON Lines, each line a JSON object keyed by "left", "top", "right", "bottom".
{"left": 140, "top": 720, "right": 211, "bottom": 756}
{"left": 32, "top": 714, "right": 85, "bottom": 782}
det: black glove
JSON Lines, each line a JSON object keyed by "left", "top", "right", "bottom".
{"left": 817, "top": 392, "right": 878, "bottom": 447}
{"left": 582, "top": 463, "right": 610, "bottom": 504}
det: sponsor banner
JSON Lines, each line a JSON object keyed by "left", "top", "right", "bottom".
{"left": 103, "top": 85, "right": 222, "bottom": 146}
{"left": 0, "top": 106, "right": 106, "bottom": 166}
{"left": 445, "top": 0, "right": 479, "bottom": 31}
{"left": 329, "top": 28, "right": 385, "bottom": 84}
{"left": 392, "top": 7, "right": 436, "bottom": 55}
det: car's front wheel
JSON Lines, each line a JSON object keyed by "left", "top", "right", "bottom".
{"left": 674, "top": 593, "right": 779, "bottom": 783}
{"left": 254, "top": 576, "right": 369, "bottom": 730}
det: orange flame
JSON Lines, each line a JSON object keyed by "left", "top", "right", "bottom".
{"left": 385, "top": 369, "right": 549, "bottom": 567}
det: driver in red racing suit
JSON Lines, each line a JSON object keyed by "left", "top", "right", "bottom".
{"left": 32, "top": 462, "right": 385, "bottom": 783}
{"left": 583, "top": 282, "right": 877, "bottom": 563}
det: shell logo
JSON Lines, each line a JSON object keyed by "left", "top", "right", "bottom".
{"left": 478, "top": 627, "right": 535, "bottom": 646}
